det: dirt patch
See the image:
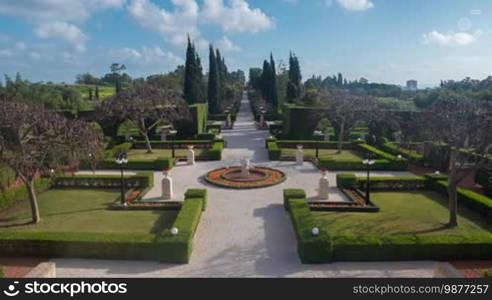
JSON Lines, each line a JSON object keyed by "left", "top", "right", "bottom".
{"left": 0, "top": 257, "right": 47, "bottom": 278}
{"left": 450, "top": 261, "right": 492, "bottom": 278}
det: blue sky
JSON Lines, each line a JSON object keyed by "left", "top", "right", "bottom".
{"left": 1, "top": 0, "right": 492, "bottom": 87}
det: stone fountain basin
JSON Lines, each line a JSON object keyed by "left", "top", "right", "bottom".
{"left": 204, "top": 166, "right": 287, "bottom": 189}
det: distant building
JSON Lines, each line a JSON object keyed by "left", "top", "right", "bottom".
{"left": 405, "top": 80, "right": 418, "bottom": 91}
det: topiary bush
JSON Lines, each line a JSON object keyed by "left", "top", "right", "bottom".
{"left": 336, "top": 173, "right": 358, "bottom": 189}
{"left": 267, "top": 142, "right": 281, "bottom": 160}
{"left": 283, "top": 189, "right": 307, "bottom": 210}
{"left": 484, "top": 268, "right": 492, "bottom": 278}
{"left": 185, "top": 189, "right": 208, "bottom": 211}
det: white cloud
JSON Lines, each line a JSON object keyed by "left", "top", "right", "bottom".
{"left": 110, "top": 46, "right": 183, "bottom": 66}
{"left": 35, "top": 22, "right": 88, "bottom": 52}
{"left": 127, "top": 0, "right": 274, "bottom": 48}
{"left": 216, "top": 36, "right": 241, "bottom": 52}
{"left": 0, "top": 0, "right": 127, "bottom": 22}
{"left": 422, "top": 30, "right": 480, "bottom": 46}
{"left": 334, "top": 0, "right": 374, "bottom": 11}
{"left": 0, "top": 1, "right": 127, "bottom": 52}
{"left": 201, "top": 0, "right": 274, "bottom": 33}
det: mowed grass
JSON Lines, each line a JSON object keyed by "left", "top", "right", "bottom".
{"left": 0, "top": 189, "right": 178, "bottom": 234}
{"left": 281, "top": 149, "right": 363, "bottom": 160}
{"left": 74, "top": 84, "right": 116, "bottom": 100}
{"left": 313, "top": 191, "right": 492, "bottom": 236}
{"left": 127, "top": 149, "right": 207, "bottom": 160}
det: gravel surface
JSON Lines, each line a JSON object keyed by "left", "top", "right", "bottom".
{"left": 56, "top": 95, "right": 442, "bottom": 278}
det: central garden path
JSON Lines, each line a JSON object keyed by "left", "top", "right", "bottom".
{"left": 56, "top": 94, "right": 441, "bottom": 278}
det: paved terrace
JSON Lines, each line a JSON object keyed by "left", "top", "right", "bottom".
{"left": 58, "top": 95, "right": 447, "bottom": 278}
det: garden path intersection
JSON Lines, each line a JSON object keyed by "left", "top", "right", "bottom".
{"left": 56, "top": 96, "right": 450, "bottom": 278}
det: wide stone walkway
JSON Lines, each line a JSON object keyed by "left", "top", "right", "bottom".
{"left": 55, "top": 94, "right": 445, "bottom": 278}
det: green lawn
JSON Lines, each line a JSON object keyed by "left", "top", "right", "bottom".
{"left": 73, "top": 84, "right": 116, "bottom": 100}
{"left": 0, "top": 189, "right": 178, "bottom": 234}
{"left": 281, "top": 149, "right": 363, "bottom": 160}
{"left": 313, "top": 191, "right": 492, "bottom": 236}
{"left": 127, "top": 149, "right": 207, "bottom": 160}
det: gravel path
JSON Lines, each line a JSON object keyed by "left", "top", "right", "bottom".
{"left": 55, "top": 94, "right": 445, "bottom": 278}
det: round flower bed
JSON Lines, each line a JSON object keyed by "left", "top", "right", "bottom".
{"left": 204, "top": 166, "right": 286, "bottom": 189}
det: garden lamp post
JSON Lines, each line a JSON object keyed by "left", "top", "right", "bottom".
{"left": 362, "top": 157, "right": 375, "bottom": 205}
{"left": 116, "top": 152, "right": 128, "bottom": 206}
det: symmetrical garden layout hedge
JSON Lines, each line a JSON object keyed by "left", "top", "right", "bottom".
{"left": 267, "top": 140, "right": 407, "bottom": 170}
{"left": 285, "top": 174, "right": 492, "bottom": 264}
{"left": 0, "top": 184, "right": 207, "bottom": 263}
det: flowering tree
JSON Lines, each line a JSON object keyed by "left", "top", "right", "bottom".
{"left": 0, "top": 100, "right": 102, "bottom": 223}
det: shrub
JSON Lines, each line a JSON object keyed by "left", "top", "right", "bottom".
{"left": 356, "top": 143, "right": 407, "bottom": 163}
{"left": 267, "top": 142, "right": 281, "bottom": 160}
{"left": 185, "top": 189, "right": 208, "bottom": 211}
{"left": 197, "top": 133, "right": 216, "bottom": 140}
{"left": 357, "top": 176, "right": 428, "bottom": 190}
{"left": 336, "top": 174, "right": 358, "bottom": 189}
{"left": 288, "top": 198, "right": 332, "bottom": 263}
{"left": 382, "top": 142, "right": 424, "bottom": 163}
{"left": 97, "top": 158, "right": 173, "bottom": 171}
{"left": 104, "top": 142, "right": 133, "bottom": 159}
{"left": 318, "top": 158, "right": 406, "bottom": 171}
{"left": 0, "top": 165, "right": 16, "bottom": 191}
{"left": 52, "top": 173, "right": 153, "bottom": 190}
{"left": 0, "top": 267, "right": 3, "bottom": 278}
{"left": 283, "top": 189, "right": 307, "bottom": 210}
{"left": 207, "top": 141, "right": 223, "bottom": 161}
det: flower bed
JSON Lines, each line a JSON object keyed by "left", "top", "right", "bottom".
{"left": 204, "top": 167, "right": 286, "bottom": 189}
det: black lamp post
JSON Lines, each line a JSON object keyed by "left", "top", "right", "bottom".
{"left": 115, "top": 152, "right": 128, "bottom": 206}
{"left": 362, "top": 156, "right": 375, "bottom": 205}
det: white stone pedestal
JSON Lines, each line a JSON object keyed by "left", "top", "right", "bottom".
{"left": 296, "top": 145, "right": 304, "bottom": 165}
{"left": 318, "top": 172, "right": 329, "bottom": 200}
{"left": 187, "top": 147, "right": 195, "bottom": 165}
{"left": 162, "top": 175, "right": 173, "bottom": 200}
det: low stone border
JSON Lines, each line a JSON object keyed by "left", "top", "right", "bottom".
{"left": 24, "top": 262, "right": 56, "bottom": 278}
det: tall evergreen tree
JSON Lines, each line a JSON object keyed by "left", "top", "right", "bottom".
{"left": 337, "top": 73, "right": 344, "bottom": 87}
{"left": 260, "top": 60, "right": 271, "bottom": 102}
{"left": 183, "top": 37, "right": 204, "bottom": 104}
{"left": 286, "top": 52, "right": 302, "bottom": 102}
{"left": 208, "top": 45, "right": 220, "bottom": 113}
{"left": 269, "top": 53, "right": 279, "bottom": 110}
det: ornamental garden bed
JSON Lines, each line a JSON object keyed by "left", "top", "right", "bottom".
{"left": 285, "top": 189, "right": 492, "bottom": 263}
{"left": 0, "top": 187, "right": 207, "bottom": 263}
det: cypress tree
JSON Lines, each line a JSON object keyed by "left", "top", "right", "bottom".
{"left": 337, "top": 73, "right": 343, "bottom": 87}
{"left": 208, "top": 45, "right": 220, "bottom": 113}
{"left": 261, "top": 60, "right": 271, "bottom": 102}
{"left": 184, "top": 36, "right": 195, "bottom": 104}
{"left": 287, "top": 52, "right": 302, "bottom": 102}
{"left": 184, "top": 37, "right": 204, "bottom": 104}
{"left": 95, "top": 85, "right": 100, "bottom": 100}
{"left": 269, "top": 53, "right": 279, "bottom": 110}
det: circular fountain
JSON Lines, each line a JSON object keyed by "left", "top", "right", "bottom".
{"left": 204, "top": 158, "right": 286, "bottom": 189}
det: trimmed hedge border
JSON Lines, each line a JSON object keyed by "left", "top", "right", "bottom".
{"left": 267, "top": 140, "right": 407, "bottom": 170}
{"left": 0, "top": 189, "right": 206, "bottom": 263}
{"left": 336, "top": 174, "right": 357, "bottom": 189}
{"left": 52, "top": 173, "right": 153, "bottom": 190}
{"left": 285, "top": 188, "right": 492, "bottom": 263}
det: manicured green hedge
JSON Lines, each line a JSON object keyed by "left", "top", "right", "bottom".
{"left": 276, "top": 140, "right": 353, "bottom": 149}
{"left": 317, "top": 158, "right": 406, "bottom": 171}
{"left": 0, "top": 267, "right": 3, "bottom": 278}
{"left": 52, "top": 173, "right": 154, "bottom": 190}
{"left": 433, "top": 181, "right": 492, "bottom": 219}
{"left": 0, "top": 178, "right": 52, "bottom": 210}
{"left": 267, "top": 142, "right": 281, "bottom": 160}
{"left": 288, "top": 198, "right": 332, "bottom": 263}
{"left": 0, "top": 189, "right": 207, "bottom": 263}
{"left": 104, "top": 142, "right": 132, "bottom": 159}
{"left": 97, "top": 158, "right": 174, "bottom": 171}
{"left": 185, "top": 189, "right": 208, "bottom": 211}
{"left": 283, "top": 189, "right": 307, "bottom": 210}
{"left": 357, "top": 176, "right": 428, "bottom": 191}
{"left": 336, "top": 173, "right": 357, "bottom": 189}
{"left": 381, "top": 142, "right": 424, "bottom": 163}
{"left": 197, "top": 133, "right": 216, "bottom": 140}
{"left": 285, "top": 188, "right": 492, "bottom": 263}
{"left": 207, "top": 141, "right": 223, "bottom": 161}
{"left": 132, "top": 140, "right": 215, "bottom": 149}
